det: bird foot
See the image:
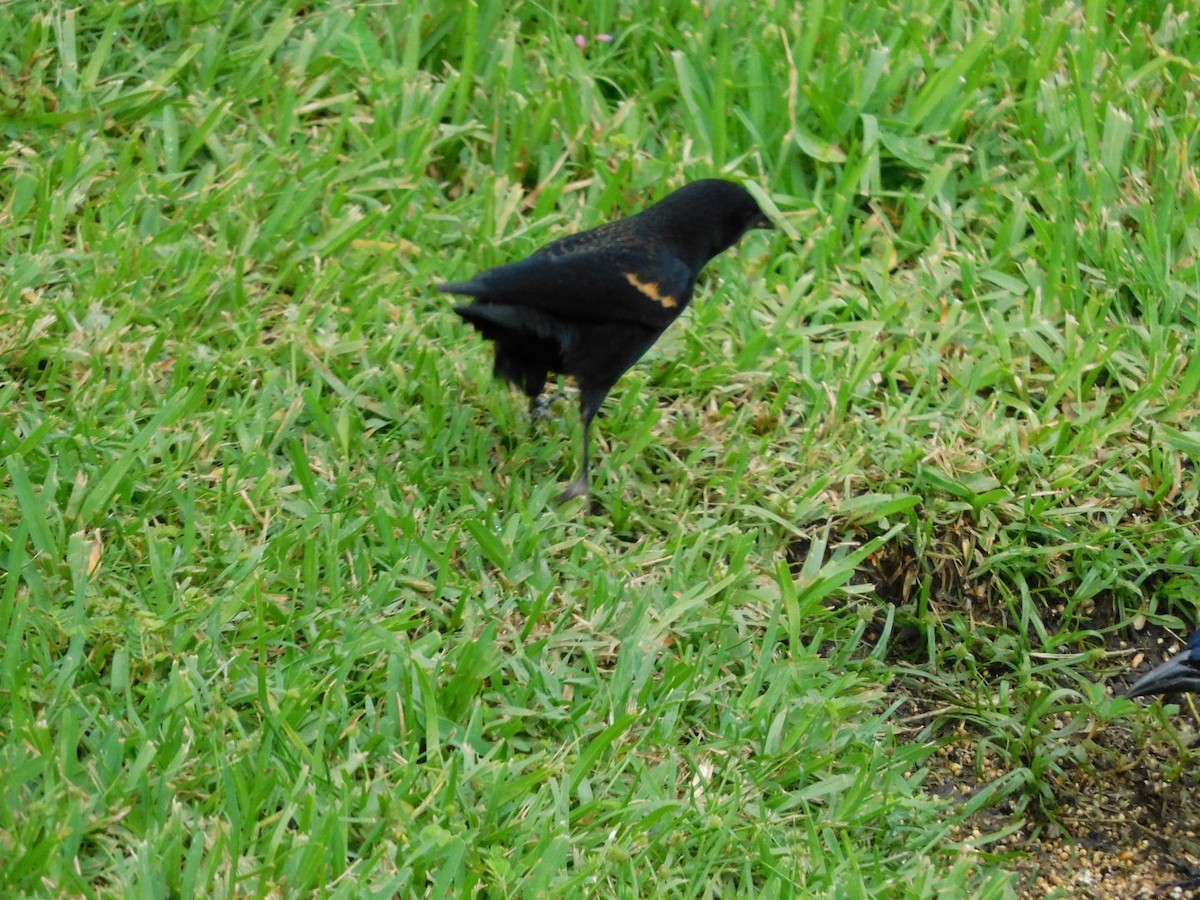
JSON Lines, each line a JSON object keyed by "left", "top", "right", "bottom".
{"left": 529, "top": 391, "right": 569, "bottom": 422}
{"left": 529, "top": 395, "right": 553, "bottom": 421}
{"left": 555, "top": 476, "right": 589, "bottom": 504}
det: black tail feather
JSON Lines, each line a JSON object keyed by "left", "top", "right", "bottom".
{"left": 439, "top": 280, "right": 482, "bottom": 296}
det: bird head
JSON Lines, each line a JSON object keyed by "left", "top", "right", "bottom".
{"left": 646, "top": 179, "right": 773, "bottom": 269}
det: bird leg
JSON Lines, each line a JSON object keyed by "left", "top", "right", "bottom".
{"left": 556, "top": 387, "right": 607, "bottom": 504}
{"left": 556, "top": 419, "right": 591, "bottom": 501}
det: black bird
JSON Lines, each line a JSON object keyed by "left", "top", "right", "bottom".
{"left": 441, "top": 179, "right": 773, "bottom": 503}
{"left": 1125, "top": 631, "right": 1200, "bottom": 698}
{"left": 1121, "top": 631, "right": 1200, "bottom": 892}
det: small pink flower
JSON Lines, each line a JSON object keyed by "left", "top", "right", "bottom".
{"left": 595, "top": 34, "right": 614, "bottom": 42}
{"left": 575, "top": 34, "right": 586, "bottom": 48}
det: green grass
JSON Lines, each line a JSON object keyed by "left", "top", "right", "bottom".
{"left": 3, "top": 0, "right": 1200, "bottom": 895}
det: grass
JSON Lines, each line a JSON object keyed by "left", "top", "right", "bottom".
{"left": 2, "top": 0, "right": 1200, "bottom": 895}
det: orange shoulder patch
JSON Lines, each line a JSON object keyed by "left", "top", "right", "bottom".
{"left": 625, "top": 273, "right": 678, "bottom": 309}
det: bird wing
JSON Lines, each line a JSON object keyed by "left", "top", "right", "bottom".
{"left": 527, "top": 218, "right": 635, "bottom": 261}
{"left": 439, "top": 250, "right": 694, "bottom": 330}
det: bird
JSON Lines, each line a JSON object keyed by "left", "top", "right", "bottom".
{"left": 1120, "top": 631, "right": 1200, "bottom": 892}
{"left": 1124, "top": 631, "right": 1200, "bottom": 698}
{"left": 440, "top": 179, "right": 773, "bottom": 503}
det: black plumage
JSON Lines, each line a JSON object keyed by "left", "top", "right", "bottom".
{"left": 1124, "top": 631, "right": 1200, "bottom": 698}
{"left": 1120, "top": 630, "right": 1200, "bottom": 891}
{"left": 441, "top": 178, "right": 773, "bottom": 503}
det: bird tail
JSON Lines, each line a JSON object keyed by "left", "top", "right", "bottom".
{"left": 453, "top": 303, "right": 565, "bottom": 345}
{"left": 438, "top": 279, "right": 483, "bottom": 296}
{"left": 453, "top": 303, "right": 485, "bottom": 324}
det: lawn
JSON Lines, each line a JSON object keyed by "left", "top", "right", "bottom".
{"left": 3, "top": 0, "right": 1200, "bottom": 896}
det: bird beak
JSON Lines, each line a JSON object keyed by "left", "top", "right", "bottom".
{"left": 1125, "top": 648, "right": 1199, "bottom": 699}
{"left": 751, "top": 211, "right": 775, "bottom": 230}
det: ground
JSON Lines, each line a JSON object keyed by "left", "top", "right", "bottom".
{"left": 915, "top": 630, "right": 1200, "bottom": 898}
